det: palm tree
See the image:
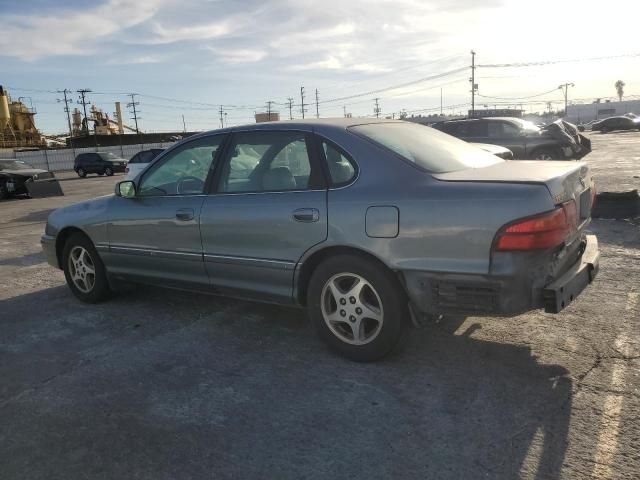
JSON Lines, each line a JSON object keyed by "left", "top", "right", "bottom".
{"left": 615, "top": 80, "right": 625, "bottom": 102}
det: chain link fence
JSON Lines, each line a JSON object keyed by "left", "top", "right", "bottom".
{"left": 0, "top": 142, "right": 176, "bottom": 172}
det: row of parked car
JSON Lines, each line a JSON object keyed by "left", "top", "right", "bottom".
{"left": 578, "top": 114, "right": 640, "bottom": 133}
{"left": 73, "top": 149, "right": 165, "bottom": 179}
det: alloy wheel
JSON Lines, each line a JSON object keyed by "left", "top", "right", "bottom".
{"left": 68, "top": 246, "right": 96, "bottom": 293}
{"left": 320, "top": 272, "right": 384, "bottom": 345}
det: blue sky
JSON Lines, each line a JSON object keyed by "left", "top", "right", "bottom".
{"left": 2, "top": 0, "right": 639, "bottom": 134}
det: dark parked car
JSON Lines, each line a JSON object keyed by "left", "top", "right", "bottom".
{"left": 43, "top": 119, "right": 599, "bottom": 361}
{"left": 591, "top": 116, "right": 640, "bottom": 133}
{"left": 432, "top": 117, "right": 591, "bottom": 160}
{"left": 125, "top": 148, "right": 165, "bottom": 179}
{"left": 0, "top": 159, "right": 63, "bottom": 199}
{"left": 74, "top": 152, "right": 127, "bottom": 177}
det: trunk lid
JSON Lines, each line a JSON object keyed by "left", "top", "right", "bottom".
{"left": 434, "top": 160, "right": 594, "bottom": 223}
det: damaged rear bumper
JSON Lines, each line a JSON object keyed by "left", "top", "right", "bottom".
{"left": 402, "top": 235, "right": 599, "bottom": 317}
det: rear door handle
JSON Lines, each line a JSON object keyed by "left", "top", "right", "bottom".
{"left": 176, "top": 208, "right": 194, "bottom": 221}
{"left": 292, "top": 208, "right": 320, "bottom": 223}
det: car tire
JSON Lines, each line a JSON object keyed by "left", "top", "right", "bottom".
{"left": 104, "top": 167, "right": 114, "bottom": 176}
{"left": 531, "top": 148, "right": 558, "bottom": 161}
{"left": 307, "top": 254, "right": 408, "bottom": 362}
{"left": 62, "top": 232, "right": 112, "bottom": 303}
{"left": 0, "top": 181, "right": 9, "bottom": 200}
{"left": 77, "top": 168, "right": 87, "bottom": 178}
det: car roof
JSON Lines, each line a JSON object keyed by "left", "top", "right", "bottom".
{"left": 186, "top": 117, "right": 404, "bottom": 140}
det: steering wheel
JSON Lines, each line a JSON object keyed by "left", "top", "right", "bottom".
{"left": 176, "top": 176, "right": 204, "bottom": 195}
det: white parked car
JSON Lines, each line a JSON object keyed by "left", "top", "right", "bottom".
{"left": 124, "top": 149, "right": 164, "bottom": 180}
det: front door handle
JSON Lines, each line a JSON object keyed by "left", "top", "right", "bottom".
{"left": 176, "top": 208, "right": 194, "bottom": 221}
{"left": 292, "top": 208, "right": 320, "bottom": 223}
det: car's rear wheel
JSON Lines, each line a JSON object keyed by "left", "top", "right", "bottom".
{"left": 77, "top": 168, "right": 87, "bottom": 178}
{"left": 104, "top": 166, "right": 114, "bottom": 176}
{"left": 62, "top": 233, "right": 112, "bottom": 303}
{"left": 307, "top": 254, "right": 408, "bottom": 361}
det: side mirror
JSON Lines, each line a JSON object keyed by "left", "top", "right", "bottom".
{"left": 115, "top": 180, "right": 136, "bottom": 198}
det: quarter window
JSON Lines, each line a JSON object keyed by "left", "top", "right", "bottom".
{"left": 218, "top": 132, "right": 315, "bottom": 193}
{"left": 138, "top": 135, "right": 223, "bottom": 196}
{"left": 322, "top": 141, "right": 356, "bottom": 186}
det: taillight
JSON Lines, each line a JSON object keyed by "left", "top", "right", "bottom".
{"left": 494, "top": 201, "right": 577, "bottom": 251}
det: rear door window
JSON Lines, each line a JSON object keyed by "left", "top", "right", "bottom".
{"left": 321, "top": 141, "right": 357, "bottom": 186}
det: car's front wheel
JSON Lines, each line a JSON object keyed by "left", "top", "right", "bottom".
{"left": 0, "top": 181, "right": 9, "bottom": 200}
{"left": 104, "top": 166, "right": 114, "bottom": 176}
{"left": 62, "top": 233, "right": 112, "bottom": 303}
{"left": 77, "top": 168, "right": 87, "bottom": 178}
{"left": 307, "top": 254, "right": 408, "bottom": 361}
{"left": 531, "top": 148, "right": 558, "bottom": 160}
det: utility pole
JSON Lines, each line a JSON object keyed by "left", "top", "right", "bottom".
{"left": 440, "top": 88, "right": 443, "bottom": 115}
{"left": 374, "top": 98, "right": 381, "bottom": 118}
{"left": 219, "top": 105, "right": 224, "bottom": 128}
{"left": 182, "top": 114, "right": 186, "bottom": 133}
{"left": 266, "top": 101, "right": 275, "bottom": 121}
{"left": 286, "top": 97, "right": 294, "bottom": 120}
{"left": 558, "top": 83, "right": 574, "bottom": 117}
{"left": 300, "top": 87, "right": 306, "bottom": 119}
{"left": 57, "top": 89, "right": 73, "bottom": 145}
{"left": 76, "top": 89, "right": 92, "bottom": 135}
{"left": 470, "top": 50, "right": 477, "bottom": 118}
{"left": 343, "top": 105, "right": 347, "bottom": 118}
{"left": 315, "top": 89, "right": 320, "bottom": 118}
{"left": 126, "top": 93, "right": 140, "bottom": 134}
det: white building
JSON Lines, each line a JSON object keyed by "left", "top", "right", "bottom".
{"left": 567, "top": 99, "right": 640, "bottom": 124}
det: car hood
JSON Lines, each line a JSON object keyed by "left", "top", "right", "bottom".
{"left": 434, "top": 160, "right": 592, "bottom": 203}
{"left": 0, "top": 168, "right": 49, "bottom": 177}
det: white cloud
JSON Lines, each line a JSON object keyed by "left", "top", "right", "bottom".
{"left": 0, "top": 0, "right": 165, "bottom": 60}
{"left": 205, "top": 47, "right": 269, "bottom": 63}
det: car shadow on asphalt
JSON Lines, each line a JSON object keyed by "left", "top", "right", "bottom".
{"left": 10, "top": 208, "right": 57, "bottom": 223}
{"left": 0, "top": 285, "right": 572, "bottom": 480}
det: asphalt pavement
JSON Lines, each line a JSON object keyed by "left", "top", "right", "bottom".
{"left": 1, "top": 131, "right": 639, "bottom": 479}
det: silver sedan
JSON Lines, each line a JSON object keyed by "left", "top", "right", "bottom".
{"left": 42, "top": 119, "right": 599, "bottom": 361}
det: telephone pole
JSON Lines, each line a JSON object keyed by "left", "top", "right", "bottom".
{"left": 558, "top": 83, "right": 574, "bottom": 117}
{"left": 343, "top": 105, "right": 347, "bottom": 118}
{"left": 57, "top": 89, "right": 73, "bottom": 144}
{"left": 219, "top": 106, "right": 225, "bottom": 128}
{"left": 266, "top": 100, "right": 275, "bottom": 121}
{"left": 300, "top": 87, "right": 306, "bottom": 119}
{"left": 126, "top": 93, "right": 140, "bottom": 134}
{"left": 315, "top": 89, "right": 320, "bottom": 118}
{"left": 374, "top": 98, "right": 381, "bottom": 118}
{"left": 76, "top": 89, "right": 92, "bottom": 135}
{"left": 470, "top": 50, "right": 477, "bottom": 118}
{"left": 440, "top": 88, "right": 443, "bottom": 115}
{"left": 182, "top": 114, "right": 186, "bottom": 133}
{"left": 286, "top": 97, "right": 294, "bottom": 120}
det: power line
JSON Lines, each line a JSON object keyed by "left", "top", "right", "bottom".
{"left": 476, "top": 87, "right": 561, "bottom": 101}
{"left": 478, "top": 52, "right": 640, "bottom": 68}
{"left": 318, "top": 66, "right": 468, "bottom": 105}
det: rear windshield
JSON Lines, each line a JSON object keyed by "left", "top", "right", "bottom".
{"left": 350, "top": 122, "right": 503, "bottom": 173}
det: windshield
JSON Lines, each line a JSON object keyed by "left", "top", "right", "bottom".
{"left": 0, "top": 160, "right": 34, "bottom": 171}
{"left": 350, "top": 122, "right": 503, "bottom": 173}
{"left": 99, "top": 152, "right": 123, "bottom": 161}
